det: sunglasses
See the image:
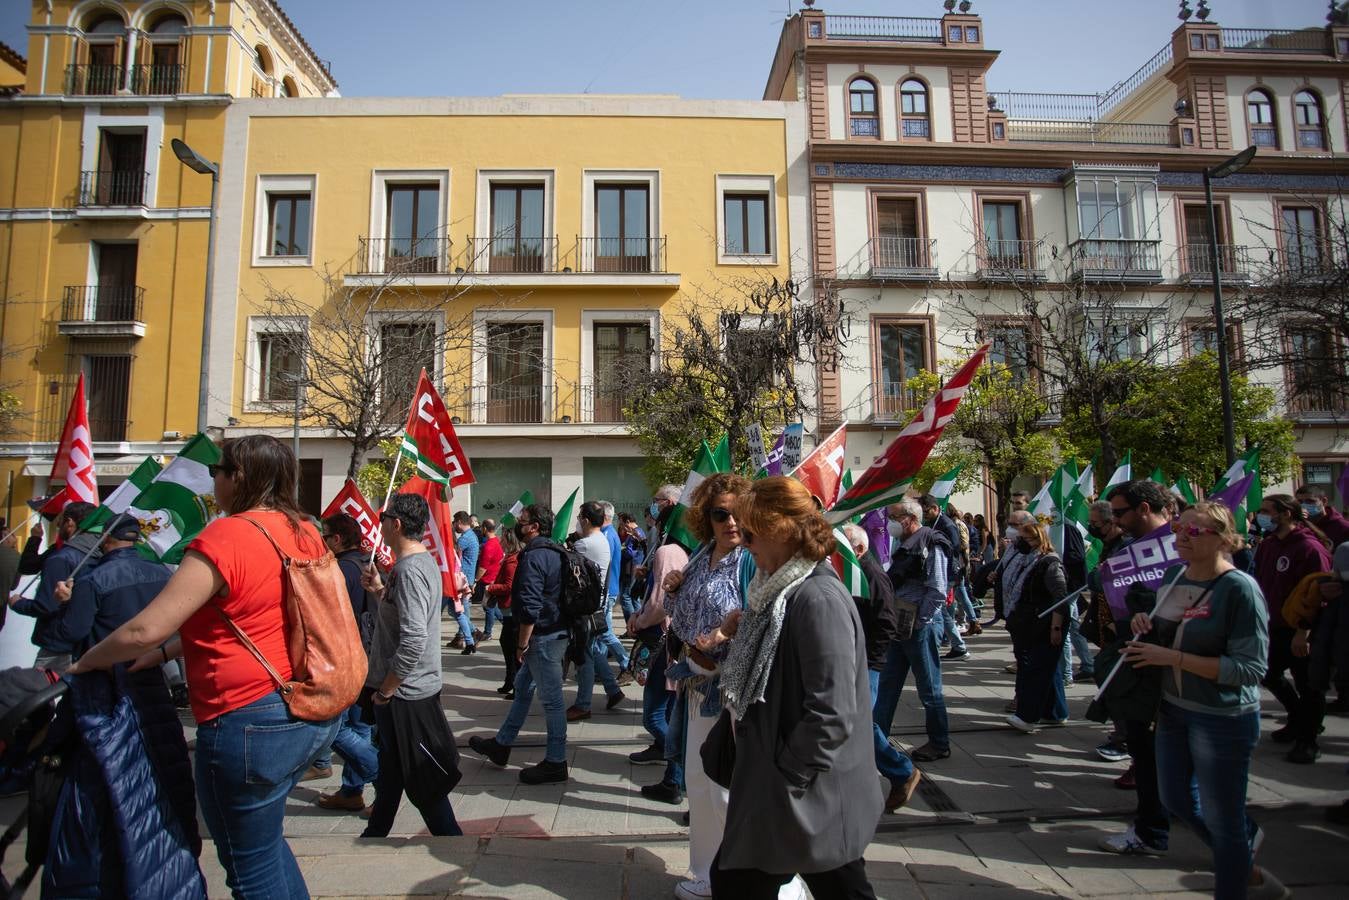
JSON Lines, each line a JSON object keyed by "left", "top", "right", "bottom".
{"left": 1172, "top": 522, "right": 1219, "bottom": 538}
{"left": 207, "top": 463, "right": 235, "bottom": 478}
{"left": 710, "top": 507, "right": 735, "bottom": 523}
{"left": 1110, "top": 504, "right": 1136, "bottom": 518}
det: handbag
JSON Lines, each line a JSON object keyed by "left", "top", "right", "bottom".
{"left": 700, "top": 708, "right": 736, "bottom": 790}
{"left": 215, "top": 516, "right": 368, "bottom": 722}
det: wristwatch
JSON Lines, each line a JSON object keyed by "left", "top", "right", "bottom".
{"left": 377, "top": 689, "right": 395, "bottom": 701}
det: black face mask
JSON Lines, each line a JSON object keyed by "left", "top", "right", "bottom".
{"left": 1086, "top": 523, "right": 1106, "bottom": 540}
{"left": 1014, "top": 537, "right": 1034, "bottom": 554}
{"left": 514, "top": 524, "right": 531, "bottom": 542}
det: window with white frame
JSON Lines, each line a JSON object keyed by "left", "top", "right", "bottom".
{"left": 366, "top": 170, "right": 449, "bottom": 275}
{"left": 377, "top": 319, "right": 440, "bottom": 423}
{"left": 474, "top": 170, "right": 555, "bottom": 273}
{"left": 473, "top": 310, "right": 553, "bottom": 424}
{"left": 716, "top": 175, "right": 775, "bottom": 263}
{"left": 247, "top": 317, "right": 307, "bottom": 407}
{"left": 581, "top": 170, "right": 659, "bottom": 273}
{"left": 1085, "top": 313, "right": 1153, "bottom": 363}
{"left": 581, "top": 309, "right": 657, "bottom": 423}
{"left": 253, "top": 175, "right": 316, "bottom": 266}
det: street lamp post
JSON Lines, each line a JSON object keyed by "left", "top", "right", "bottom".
{"left": 171, "top": 138, "right": 220, "bottom": 436}
{"left": 1203, "top": 144, "right": 1257, "bottom": 468}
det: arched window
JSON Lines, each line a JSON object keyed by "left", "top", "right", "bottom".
{"left": 84, "top": 15, "right": 126, "bottom": 36}
{"left": 848, "top": 78, "right": 879, "bottom": 138}
{"left": 79, "top": 15, "right": 127, "bottom": 94}
{"left": 254, "top": 45, "right": 272, "bottom": 75}
{"left": 148, "top": 14, "right": 188, "bottom": 35}
{"left": 280, "top": 76, "right": 298, "bottom": 98}
{"left": 899, "top": 79, "right": 931, "bottom": 139}
{"left": 1293, "top": 90, "right": 1325, "bottom": 149}
{"left": 1246, "top": 89, "right": 1278, "bottom": 148}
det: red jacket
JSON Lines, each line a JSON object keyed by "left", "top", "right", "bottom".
{"left": 477, "top": 535, "right": 505, "bottom": 584}
{"left": 486, "top": 552, "right": 518, "bottom": 609}
{"left": 1255, "top": 526, "right": 1332, "bottom": 622}
{"left": 1314, "top": 507, "right": 1349, "bottom": 549}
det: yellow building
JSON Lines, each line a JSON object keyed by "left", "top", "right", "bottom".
{"left": 0, "top": 0, "right": 335, "bottom": 525}
{"left": 212, "top": 97, "right": 805, "bottom": 517}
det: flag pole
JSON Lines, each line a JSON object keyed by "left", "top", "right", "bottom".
{"left": 0, "top": 511, "right": 40, "bottom": 546}
{"left": 1036, "top": 585, "right": 1088, "bottom": 618}
{"left": 371, "top": 443, "right": 405, "bottom": 567}
{"left": 63, "top": 510, "right": 129, "bottom": 585}
{"left": 1092, "top": 579, "right": 1178, "bottom": 700}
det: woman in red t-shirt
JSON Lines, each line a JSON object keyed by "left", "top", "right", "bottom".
{"left": 71, "top": 435, "right": 340, "bottom": 898}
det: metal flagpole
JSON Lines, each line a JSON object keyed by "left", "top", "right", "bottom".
{"left": 1036, "top": 584, "right": 1088, "bottom": 618}
{"left": 371, "top": 445, "right": 405, "bottom": 567}
{"left": 1092, "top": 578, "right": 1180, "bottom": 700}
{"left": 0, "top": 511, "right": 40, "bottom": 546}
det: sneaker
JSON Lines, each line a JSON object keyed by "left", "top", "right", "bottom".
{"left": 1269, "top": 724, "right": 1296, "bottom": 744}
{"left": 315, "top": 791, "right": 366, "bottom": 812}
{"left": 1097, "top": 825, "right": 1167, "bottom": 856}
{"left": 1041, "top": 717, "right": 1069, "bottom": 727}
{"left": 1285, "top": 741, "right": 1320, "bottom": 764}
{"left": 639, "top": 779, "right": 682, "bottom": 804}
{"left": 301, "top": 765, "right": 333, "bottom": 782}
{"left": 958, "top": 623, "right": 970, "bottom": 635}
{"left": 1006, "top": 714, "right": 1037, "bottom": 734}
{"left": 468, "top": 735, "right": 511, "bottom": 768}
{"left": 628, "top": 744, "right": 666, "bottom": 765}
{"left": 566, "top": 705, "right": 591, "bottom": 722}
{"left": 519, "top": 759, "right": 568, "bottom": 785}
{"left": 910, "top": 742, "right": 950, "bottom": 762}
{"left": 944, "top": 648, "right": 970, "bottom": 661}
{"left": 1096, "top": 741, "right": 1130, "bottom": 763}
{"left": 616, "top": 672, "right": 635, "bottom": 687}
{"left": 1114, "top": 765, "right": 1137, "bottom": 790}
{"left": 885, "top": 768, "right": 922, "bottom": 812}
{"left": 606, "top": 690, "right": 625, "bottom": 710}
{"left": 674, "top": 878, "right": 713, "bottom": 900}
{"left": 1248, "top": 867, "right": 1291, "bottom": 900}
{"left": 1004, "top": 662, "right": 1018, "bottom": 674}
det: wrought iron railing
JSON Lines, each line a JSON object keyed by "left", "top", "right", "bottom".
{"left": 1287, "top": 385, "right": 1346, "bottom": 418}
{"left": 1007, "top": 119, "right": 1173, "bottom": 146}
{"left": 1068, "top": 239, "right": 1162, "bottom": 277}
{"left": 870, "top": 236, "right": 937, "bottom": 274}
{"left": 1221, "top": 28, "right": 1326, "bottom": 54}
{"left": 997, "top": 92, "right": 1102, "bottom": 121}
{"left": 575, "top": 236, "right": 667, "bottom": 274}
{"left": 129, "top": 63, "right": 185, "bottom": 95}
{"left": 65, "top": 64, "right": 124, "bottom": 95}
{"left": 355, "top": 236, "right": 452, "bottom": 276}
{"left": 825, "top": 16, "right": 943, "bottom": 43}
{"left": 465, "top": 236, "right": 559, "bottom": 274}
{"left": 1098, "top": 41, "right": 1173, "bottom": 116}
{"left": 976, "top": 240, "right": 1046, "bottom": 276}
{"left": 61, "top": 285, "right": 145, "bottom": 322}
{"left": 580, "top": 382, "right": 640, "bottom": 425}
{"left": 1179, "top": 244, "right": 1251, "bottom": 281}
{"left": 78, "top": 170, "right": 148, "bottom": 206}
{"left": 446, "top": 383, "right": 580, "bottom": 425}
{"left": 849, "top": 381, "right": 926, "bottom": 423}
{"left": 850, "top": 117, "right": 880, "bottom": 137}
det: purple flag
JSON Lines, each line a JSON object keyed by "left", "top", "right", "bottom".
{"left": 1101, "top": 523, "right": 1180, "bottom": 620}
{"left": 860, "top": 508, "right": 890, "bottom": 567}
{"left": 763, "top": 429, "right": 787, "bottom": 476}
{"left": 1337, "top": 465, "right": 1349, "bottom": 511}
{"left": 1209, "top": 471, "right": 1256, "bottom": 514}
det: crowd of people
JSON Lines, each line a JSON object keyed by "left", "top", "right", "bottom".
{"left": 5, "top": 434, "right": 1349, "bottom": 899}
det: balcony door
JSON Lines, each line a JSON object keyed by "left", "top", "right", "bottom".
{"left": 982, "top": 201, "right": 1023, "bottom": 268}
{"left": 875, "top": 319, "right": 929, "bottom": 418}
{"left": 386, "top": 184, "right": 440, "bottom": 273}
{"left": 595, "top": 184, "right": 649, "bottom": 272}
{"left": 875, "top": 198, "right": 923, "bottom": 269}
{"left": 1281, "top": 207, "right": 1323, "bottom": 276}
{"left": 97, "top": 131, "right": 146, "bottom": 205}
{"left": 95, "top": 243, "right": 138, "bottom": 320}
{"left": 487, "top": 322, "right": 544, "bottom": 423}
{"left": 489, "top": 184, "right": 545, "bottom": 272}
{"left": 1182, "top": 203, "right": 1228, "bottom": 273}
{"left": 83, "top": 355, "right": 132, "bottom": 441}
{"left": 592, "top": 323, "right": 651, "bottom": 423}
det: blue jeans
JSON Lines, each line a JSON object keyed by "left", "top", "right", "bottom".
{"left": 869, "top": 669, "right": 914, "bottom": 788}
{"left": 362, "top": 698, "right": 462, "bottom": 837}
{"left": 482, "top": 604, "right": 502, "bottom": 641}
{"left": 1155, "top": 702, "right": 1260, "bottom": 899}
{"left": 455, "top": 607, "right": 475, "bottom": 647}
{"left": 600, "top": 598, "right": 628, "bottom": 668}
{"left": 497, "top": 630, "right": 569, "bottom": 763}
{"left": 954, "top": 581, "right": 977, "bottom": 624}
{"left": 874, "top": 620, "right": 949, "bottom": 751}
{"left": 939, "top": 606, "right": 967, "bottom": 652}
{"left": 1067, "top": 613, "right": 1094, "bottom": 676}
{"left": 574, "top": 633, "right": 622, "bottom": 711}
{"left": 642, "top": 645, "right": 675, "bottom": 752}
{"left": 1051, "top": 644, "right": 1069, "bottom": 721}
{"left": 331, "top": 704, "right": 378, "bottom": 796}
{"left": 194, "top": 692, "right": 339, "bottom": 899}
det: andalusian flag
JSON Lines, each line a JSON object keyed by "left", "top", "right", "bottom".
{"left": 551, "top": 487, "right": 580, "bottom": 544}
{"left": 501, "top": 490, "right": 533, "bottom": 528}
{"left": 1172, "top": 477, "right": 1198, "bottom": 505}
{"left": 928, "top": 464, "right": 962, "bottom": 510}
{"left": 1211, "top": 448, "right": 1262, "bottom": 536}
{"left": 1103, "top": 451, "right": 1133, "bottom": 492}
{"left": 80, "top": 455, "right": 162, "bottom": 532}
{"left": 1148, "top": 466, "right": 1169, "bottom": 486}
{"left": 115, "top": 433, "right": 222, "bottom": 563}
{"left": 831, "top": 527, "right": 869, "bottom": 599}
{"left": 667, "top": 438, "right": 732, "bottom": 550}
{"left": 1034, "top": 463, "right": 1100, "bottom": 569}
{"left": 1076, "top": 455, "right": 1098, "bottom": 499}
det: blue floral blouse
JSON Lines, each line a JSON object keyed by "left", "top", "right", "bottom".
{"left": 666, "top": 545, "right": 746, "bottom": 660}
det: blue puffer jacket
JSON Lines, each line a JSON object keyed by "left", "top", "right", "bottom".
{"left": 42, "top": 667, "right": 205, "bottom": 899}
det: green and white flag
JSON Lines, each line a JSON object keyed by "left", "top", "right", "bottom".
{"left": 1034, "top": 463, "right": 1100, "bottom": 569}
{"left": 1211, "top": 447, "right": 1262, "bottom": 536}
{"left": 501, "top": 490, "right": 533, "bottom": 528}
{"left": 551, "top": 487, "right": 579, "bottom": 544}
{"left": 1148, "top": 466, "right": 1169, "bottom": 486}
{"left": 668, "top": 438, "right": 732, "bottom": 550}
{"left": 1103, "top": 450, "right": 1133, "bottom": 492}
{"left": 1076, "top": 455, "right": 1098, "bottom": 499}
{"left": 928, "top": 464, "right": 962, "bottom": 510}
{"left": 1171, "top": 477, "right": 1198, "bottom": 505}
{"left": 831, "top": 527, "right": 869, "bottom": 599}
{"left": 81, "top": 455, "right": 162, "bottom": 532}
{"left": 115, "top": 433, "right": 222, "bottom": 563}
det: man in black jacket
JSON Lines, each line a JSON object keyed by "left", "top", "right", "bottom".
{"left": 919, "top": 494, "right": 969, "bottom": 661}
{"left": 7, "top": 502, "right": 100, "bottom": 671}
{"left": 468, "top": 503, "right": 572, "bottom": 785}
{"left": 842, "top": 524, "right": 920, "bottom": 812}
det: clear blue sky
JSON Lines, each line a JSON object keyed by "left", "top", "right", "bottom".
{"left": 0, "top": 1, "right": 1331, "bottom": 98}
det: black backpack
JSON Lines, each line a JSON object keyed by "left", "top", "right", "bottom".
{"left": 543, "top": 544, "right": 605, "bottom": 620}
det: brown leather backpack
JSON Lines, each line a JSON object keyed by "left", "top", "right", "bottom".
{"left": 215, "top": 515, "right": 368, "bottom": 721}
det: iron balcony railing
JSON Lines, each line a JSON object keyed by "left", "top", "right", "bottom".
{"left": 870, "top": 236, "right": 938, "bottom": 277}
{"left": 1178, "top": 244, "right": 1252, "bottom": 283}
{"left": 1068, "top": 239, "right": 1163, "bottom": 280}
{"left": 1221, "top": 28, "right": 1327, "bottom": 54}
{"left": 65, "top": 63, "right": 124, "bottom": 95}
{"left": 1006, "top": 119, "right": 1173, "bottom": 146}
{"left": 445, "top": 383, "right": 580, "bottom": 426}
{"left": 994, "top": 41, "right": 1173, "bottom": 122}
{"left": 465, "top": 236, "right": 559, "bottom": 274}
{"left": 575, "top": 236, "right": 667, "bottom": 274}
{"left": 130, "top": 63, "right": 185, "bottom": 95}
{"left": 850, "top": 117, "right": 880, "bottom": 137}
{"left": 579, "top": 382, "right": 640, "bottom": 425}
{"left": 78, "top": 170, "right": 148, "bottom": 207}
{"left": 61, "top": 285, "right": 145, "bottom": 322}
{"left": 975, "top": 240, "right": 1046, "bottom": 278}
{"left": 1098, "top": 41, "right": 1173, "bottom": 116}
{"left": 1288, "top": 386, "right": 1346, "bottom": 418}
{"left": 355, "top": 236, "right": 452, "bottom": 276}
{"left": 850, "top": 382, "right": 926, "bottom": 424}
{"left": 824, "top": 15, "right": 943, "bottom": 43}
{"left": 1276, "top": 250, "right": 1338, "bottom": 280}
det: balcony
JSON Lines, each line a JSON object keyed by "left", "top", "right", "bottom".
{"left": 65, "top": 63, "right": 186, "bottom": 96}
{"left": 78, "top": 170, "right": 148, "bottom": 208}
{"left": 975, "top": 240, "right": 1047, "bottom": 282}
{"left": 1287, "top": 385, "right": 1347, "bottom": 421}
{"left": 130, "top": 64, "right": 185, "bottom": 95}
{"left": 1067, "top": 239, "right": 1163, "bottom": 283}
{"left": 860, "top": 236, "right": 939, "bottom": 281}
{"left": 1220, "top": 28, "right": 1328, "bottom": 54}
{"left": 1178, "top": 245, "right": 1252, "bottom": 285}
{"left": 824, "top": 16, "right": 943, "bottom": 43}
{"left": 65, "top": 64, "right": 124, "bottom": 95}
{"left": 847, "top": 381, "right": 924, "bottom": 424}
{"left": 575, "top": 237, "right": 668, "bottom": 274}
{"left": 850, "top": 117, "right": 880, "bottom": 138}
{"left": 466, "top": 236, "right": 560, "bottom": 274}
{"left": 1005, "top": 119, "right": 1173, "bottom": 146}
{"left": 59, "top": 285, "right": 147, "bottom": 338}
{"left": 354, "top": 237, "right": 452, "bottom": 276}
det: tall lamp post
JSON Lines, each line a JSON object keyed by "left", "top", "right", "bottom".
{"left": 1203, "top": 144, "right": 1257, "bottom": 468}
{"left": 171, "top": 138, "right": 220, "bottom": 436}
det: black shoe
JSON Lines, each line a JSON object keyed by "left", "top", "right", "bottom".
{"left": 910, "top": 742, "right": 951, "bottom": 762}
{"left": 1270, "top": 724, "right": 1297, "bottom": 744}
{"left": 628, "top": 744, "right": 666, "bottom": 765}
{"left": 640, "top": 780, "right": 682, "bottom": 804}
{"left": 496, "top": 685, "right": 512, "bottom": 694}
{"left": 681, "top": 810, "right": 690, "bottom": 826}
{"left": 502, "top": 692, "right": 514, "bottom": 701}
{"left": 519, "top": 759, "right": 568, "bottom": 785}
{"left": 1326, "top": 696, "right": 1349, "bottom": 715}
{"left": 461, "top": 644, "right": 477, "bottom": 655}
{"left": 468, "top": 735, "right": 511, "bottom": 767}
{"left": 1286, "top": 741, "right": 1320, "bottom": 764}
{"left": 943, "top": 648, "right": 970, "bottom": 661}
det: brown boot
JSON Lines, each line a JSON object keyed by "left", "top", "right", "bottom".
{"left": 885, "top": 769, "right": 923, "bottom": 812}
{"left": 315, "top": 792, "right": 366, "bottom": 812}
{"left": 968, "top": 621, "right": 983, "bottom": 635}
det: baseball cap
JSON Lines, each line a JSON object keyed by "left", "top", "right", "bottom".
{"left": 105, "top": 519, "right": 142, "bottom": 542}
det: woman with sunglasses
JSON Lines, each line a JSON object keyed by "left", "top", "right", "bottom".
{"left": 1004, "top": 518, "right": 1068, "bottom": 733}
{"left": 1123, "top": 502, "right": 1284, "bottom": 900}
{"left": 656, "top": 472, "right": 758, "bottom": 900}
{"left": 68, "top": 435, "right": 341, "bottom": 898}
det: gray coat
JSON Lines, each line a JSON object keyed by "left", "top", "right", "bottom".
{"left": 717, "top": 561, "right": 883, "bottom": 873}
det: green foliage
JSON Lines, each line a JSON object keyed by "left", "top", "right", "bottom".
{"left": 0, "top": 390, "right": 20, "bottom": 437}
{"left": 355, "top": 437, "right": 415, "bottom": 506}
{"left": 1061, "top": 352, "right": 1295, "bottom": 491}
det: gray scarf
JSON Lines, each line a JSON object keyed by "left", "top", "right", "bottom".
{"left": 720, "top": 555, "right": 816, "bottom": 722}
{"left": 1001, "top": 548, "right": 1039, "bottom": 617}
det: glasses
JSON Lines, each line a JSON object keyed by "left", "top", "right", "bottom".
{"left": 207, "top": 463, "right": 235, "bottom": 478}
{"left": 1110, "top": 504, "right": 1136, "bottom": 518}
{"left": 1172, "top": 522, "right": 1219, "bottom": 538}
{"left": 710, "top": 507, "right": 735, "bottom": 523}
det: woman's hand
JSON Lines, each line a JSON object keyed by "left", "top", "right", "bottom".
{"left": 1129, "top": 613, "right": 1152, "bottom": 637}
{"left": 662, "top": 570, "right": 685, "bottom": 594}
{"left": 371, "top": 690, "right": 391, "bottom": 706}
{"left": 1123, "top": 639, "right": 1177, "bottom": 669}
{"left": 1292, "top": 630, "right": 1311, "bottom": 658}
{"left": 361, "top": 564, "right": 384, "bottom": 594}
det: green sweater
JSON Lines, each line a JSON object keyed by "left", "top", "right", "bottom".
{"left": 1157, "top": 566, "right": 1270, "bottom": 717}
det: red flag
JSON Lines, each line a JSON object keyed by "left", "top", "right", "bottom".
{"left": 826, "top": 344, "right": 990, "bottom": 524}
{"left": 790, "top": 424, "right": 849, "bottom": 508}
{"left": 321, "top": 479, "right": 394, "bottom": 568}
{"left": 400, "top": 476, "right": 465, "bottom": 600}
{"left": 49, "top": 374, "right": 97, "bottom": 507}
{"left": 399, "top": 369, "right": 474, "bottom": 498}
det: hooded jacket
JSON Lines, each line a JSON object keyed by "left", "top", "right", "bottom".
{"left": 1254, "top": 526, "right": 1331, "bottom": 625}
{"left": 9, "top": 531, "right": 103, "bottom": 654}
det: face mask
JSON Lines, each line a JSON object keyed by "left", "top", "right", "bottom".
{"left": 1005, "top": 526, "right": 1021, "bottom": 541}
{"left": 1086, "top": 523, "right": 1106, "bottom": 540}
{"left": 923, "top": 513, "right": 936, "bottom": 527}
{"left": 649, "top": 502, "right": 661, "bottom": 518}
{"left": 514, "top": 524, "right": 531, "bottom": 541}
{"left": 1014, "top": 538, "right": 1034, "bottom": 554}
{"left": 1256, "top": 513, "right": 1275, "bottom": 533}
{"left": 1302, "top": 503, "right": 1322, "bottom": 519}
{"left": 887, "top": 520, "right": 906, "bottom": 539}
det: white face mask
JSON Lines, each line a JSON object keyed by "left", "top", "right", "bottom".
{"left": 1005, "top": 526, "right": 1021, "bottom": 541}
{"left": 887, "top": 520, "right": 906, "bottom": 539}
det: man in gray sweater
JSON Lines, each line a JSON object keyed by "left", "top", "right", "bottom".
{"left": 360, "top": 492, "right": 461, "bottom": 836}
